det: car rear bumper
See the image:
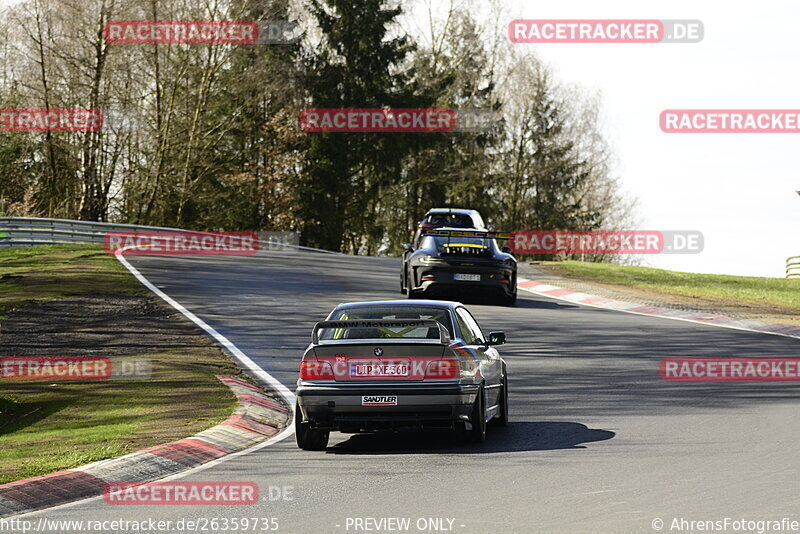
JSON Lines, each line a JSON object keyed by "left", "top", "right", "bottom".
{"left": 410, "top": 264, "right": 516, "bottom": 297}
{"left": 417, "top": 276, "right": 516, "bottom": 298}
{"left": 296, "top": 382, "right": 479, "bottom": 432}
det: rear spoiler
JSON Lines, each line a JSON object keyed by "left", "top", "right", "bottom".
{"left": 422, "top": 229, "right": 510, "bottom": 240}
{"left": 311, "top": 319, "right": 451, "bottom": 345}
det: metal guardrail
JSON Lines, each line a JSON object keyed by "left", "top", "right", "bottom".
{"left": 0, "top": 216, "right": 343, "bottom": 255}
{"left": 787, "top": 256, "right": 800, "bottom": 278}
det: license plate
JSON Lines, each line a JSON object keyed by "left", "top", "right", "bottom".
{"left": 362, "top": 395, "right": 398, "bottom": 406}
{"left": 454, "top": 273, "right": 481, "bottom": 281}
{"left": 350, "top": 362, "right": 410, "bottom": 377}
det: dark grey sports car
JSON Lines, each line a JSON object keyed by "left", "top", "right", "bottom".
{"left": 400, "top": 228, "right": 517, "bottom": 305}
{"left": 294, "top": 300, "right": 509, "bottom": 450}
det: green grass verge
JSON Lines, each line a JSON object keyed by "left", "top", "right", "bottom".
{"left": 0, "top": 245, "right": 243, "bottom": 484}
{"left": 0, "top": 351, "right": 240, "bottom": 483}
{"left": 0, "top": 244, "right": 145, "bottom": 320}
{"left": 549, "top": 261, "right": 800, "bottom": 311}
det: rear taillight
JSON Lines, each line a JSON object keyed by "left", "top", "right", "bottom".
{"left": 300, "top": 360, "right": 335, "bottom": 380}
{"left": 425, "top": 359, "right": 460, "bottom": 379}
{"left": 418, "top": 223, "right": 433, "bottom": 230}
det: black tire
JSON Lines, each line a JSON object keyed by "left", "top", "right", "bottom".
{"left": 405, "top": 268, "right": 419, "bottom": 298}
{"left": 400, "top": 272, "right": 407, "bottom": 295}
{"left": 295, "top": 403, "right": 329, "bottom": 451}
{"left": 465, "top": 386, "right": 487, "bottom": 443}
{"left": 499, "top": 286, "right": 517, "bottom": 306}
{"left": 491, "top": 376, "right": 509, "bottom": 427}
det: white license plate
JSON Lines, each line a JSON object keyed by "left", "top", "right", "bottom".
{"left": 362, "top": 395, "right": 398, "bottom": 406}
{"left": 454, "top": 273, "right": 481, "bottom": 281}
{"left": 350, "top": 362, "right": 410, "bottom": 377}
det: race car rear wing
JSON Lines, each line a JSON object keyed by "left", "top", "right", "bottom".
{"left": 311, "top": 319, "right": 451, "bottom": 345}
{"left": 422, "top": 229, "right": 510, "bottom": 240}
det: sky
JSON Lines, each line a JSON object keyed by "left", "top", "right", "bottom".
{"left": 2, "top": 0, "right": 798, "bottom": 277}
{"left": 499, "top": 0, "right": 800, "bottom": 277}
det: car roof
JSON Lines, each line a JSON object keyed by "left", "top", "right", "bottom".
{"left": 426, "top": 208, "right": 481, "bottom": 217}
{"left": 423, "top": 208, "right": 486, "bottom": 230}
{"left": 429, "top": 226, "right": 489, "bottom": 233}
{"left": 333, "top": 300, "right": 463, "bottom": 312}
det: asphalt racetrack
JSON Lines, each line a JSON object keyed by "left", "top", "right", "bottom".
{"left": 24, "top": 250, "right": 800, "bottom": 533}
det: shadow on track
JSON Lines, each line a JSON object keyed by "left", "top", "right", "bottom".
{"left": 510, "top": 297, "right": 580, "bottom": 311}
{"left": 414, "top": 292, "right": 578, "bottom": 311}
{"left": 324, "top": 421, "right": 615, "bottom": 455}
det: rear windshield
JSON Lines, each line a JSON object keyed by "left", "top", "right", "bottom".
{"left": 424, "top": 213, "right": 475, "bottom": 228}
{"left": 322, "top": 306, "right": 453, "bottom": 340}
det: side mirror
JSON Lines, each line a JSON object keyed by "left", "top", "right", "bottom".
{"left": 487, "top": 331, "right": 506, "bottom": 346}
{"left": 501, "top": 246, "right": 511, "bottom": 253}
{"left": 402, "top": 243, "right": 413, "bottom": 251}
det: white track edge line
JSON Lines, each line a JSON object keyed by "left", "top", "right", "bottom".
{"left": 15, "top": 254, "right": 298, "bottom": 518}
{"left": 518, "top": 278, "right": 800, "bottom": 342}
{"left": 15, "top": 252, "right": 298, "bottom": 519}
{"left": 115, "top": 252, "right": 296, "bottom": 405}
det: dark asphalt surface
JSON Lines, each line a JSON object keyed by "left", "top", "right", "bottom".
{"left": 21, "top": 251, "right": 800, "bottom": 533}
